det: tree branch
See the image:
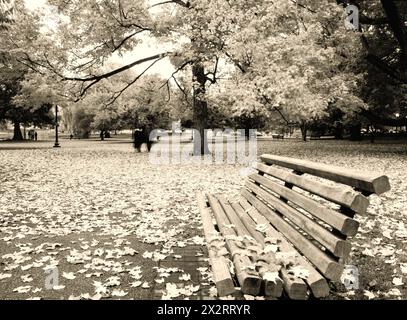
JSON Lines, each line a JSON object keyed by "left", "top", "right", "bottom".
{"left": 366, "top": 53, "right": 406, "bottom": 83}
{"left": 172, "top": 75, "right": 191, "bottom": 106}
{"left": 150, "top": 0, "right": 191, "bottom": 8}
{"left": 380, "top": 0, "right": 407, "bottom": 52}
{"left": 262, "top": 94, "right": 292, "bottom": 125}
{"left": 359, "top": 14, "right": 388, "bottom": 25}
{"left": 64, "top": 53, "right": 170, "bottom": 83}
{"left": 380, "top": 0, "right": 407, "bottom": 70}
{"left": 159, "top": 59, "right": 193, "bottom": 89}
{"left": 361, "top": 35, "right": 407, "bottom": 83}
{"left": 106, "top": 56, "right": 165, "bottom": 105}
{"left": 224, "top": 51, "right": 246, "bottom": 73}
{"left": 111, "top": 30, "right": 148, "bottom": 53}
{"left": 290, "top": 0, "right": 316, "bottom": 14}
{"left": 205, "top": 56, "right": 219, "bottom": 84}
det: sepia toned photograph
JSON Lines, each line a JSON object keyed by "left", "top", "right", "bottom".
{"left": 0, "top": 0, "right": 406, "bottom": 306}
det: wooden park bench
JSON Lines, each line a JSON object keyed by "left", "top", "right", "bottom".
{"left": 197, "top": 154, "right": 391, "bottom": 299}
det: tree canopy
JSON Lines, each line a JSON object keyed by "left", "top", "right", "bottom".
{"left": 1, "top": 0, "right": 406, "bottom": 144}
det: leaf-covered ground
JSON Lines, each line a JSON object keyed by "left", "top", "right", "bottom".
{"left": 0, "top": 137, "right": 406, "bottom": 300}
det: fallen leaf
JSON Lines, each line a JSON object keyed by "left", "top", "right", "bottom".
{"left": 392, "top": 277, "right": 404, "bottom": 286}
{"left": 131, "top": 281, "right": 142, "bottom": 288}
{"left": 263, "top": 271, "right": 282, "bottom": 284}
{"left": 111, "top": 289, "right": 127, "bottom": 297}
{"left": 288, "top": 266, "right": 309, "bottom": 280}
{"left": 52, "top": 285, "right": 66, "bottom": 290}
{"left": 364, "top": 290, "right": 375, "bottom": 300}
{"left": 62, "top": 272, "right": 76, "bottom": 280}
{"left": 13, "top": 286, "right": 31, "bottom": 293}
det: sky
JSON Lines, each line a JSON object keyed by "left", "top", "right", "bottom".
{"left": 110, "top": 36, "right": 177, "bottom": 79}
{"left": 23, "top": 0, "right": 177, "bottom": 79}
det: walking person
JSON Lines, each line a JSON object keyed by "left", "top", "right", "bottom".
{"left": 133, "top": 130, "right": 143, "bottom": 152}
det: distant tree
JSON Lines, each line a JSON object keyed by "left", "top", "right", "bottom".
{"left": 61, "top": 105, "right": 74, "bottom": 134}
{"left": 0, "top": 60, "right": 55, "bottom": 140}
{"left": 72, "top": 106, "right": 94, "bottom": 139}
{"left": 0, "top": 1, "right": 64, "bottom": 139}
{"left": 116, "top": 75, "right": 172, "bottom": 137}
{"left": 9, "top": 0, "right": 403, "bottom": 147}
{"left": 206, "top": 83, "right": 268, "bottom": 138}
{"left": 167, "top": 75, "right": 194, "bottom": 129}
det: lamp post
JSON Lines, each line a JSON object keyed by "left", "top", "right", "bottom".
{"left": 53, "top": 104, "right": 60, "bottom": 148}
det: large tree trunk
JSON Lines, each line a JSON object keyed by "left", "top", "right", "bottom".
{"left": 349, "top": 123, "right": 362, "bottom": 141}
{"left": 334, "top": 124, "right": 343, "bottom": 139}
{"left": 244, "top": 128, "right": 251, "bottom": 140}
{"left": 369, "top": 125, "right": 376, "bottom": 143}
{"left": 12, "top": 121, "right": 23, "bottom": 141}
{"left": 300, "top": 122, "right": 307, "bottom": 142}
{"left": 192, "top": 63, "right": 210, "bottom": 155}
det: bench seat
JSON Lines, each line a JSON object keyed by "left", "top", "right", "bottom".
{"left": 197, "top": 154, "right": 390, "bottom": 299}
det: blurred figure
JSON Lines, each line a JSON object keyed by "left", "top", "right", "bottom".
{"left": 133, "top": 127, "right": 152, "bottom": 152}
{"left": 133, "top": 129, "right": 144, "bottom": 152}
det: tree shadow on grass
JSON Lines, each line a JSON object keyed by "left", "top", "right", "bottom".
{"left": 0, "top": 141, "right": 54, "bottom": 151}
{"left": 0, "top": 146, "right": 54, "bottom": 151}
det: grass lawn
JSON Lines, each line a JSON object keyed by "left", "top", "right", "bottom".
{"left": 0, "top": 137, "right": 406, "bottom": 300}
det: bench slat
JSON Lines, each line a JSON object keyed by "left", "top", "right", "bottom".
{"left": 207, "top": 194, "right": 262, "bottom": 295}
{"left": 234, "top": 199, "right": 330, "bottom": 298}
{"left": 280, "top": 268, "right": 308, "bottom": 300}
{"left": 196, "top": 192, "right": 236, "bottom": 297}
{"left": 246, "top": 181, "right": 351, "bottom": 259}
{"left": 216, "top": 195, "right": 285, "bottom": 298}
{"left": 260, "top": 154, "right": 391, "bottom": 195}
{"left": 254, "top": 162, "right": 369, "bottom": 214}
{"left": 231, "top": 202, "right": 314, "bottom": 300}
{"left": 229, "top": 201, "right": 265, "bottom": 244}
{"left": 229, "top": 202, "right": 286, "bottom": 297}
{"left": 249, "top": 173, "right": 360, "bottom": 236}
{"left": 241, "top": 189, "right": 344, "bottom": 281}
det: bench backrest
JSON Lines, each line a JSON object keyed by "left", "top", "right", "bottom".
{"left": 241, "top": 154, "right": 390, "bottom": 281}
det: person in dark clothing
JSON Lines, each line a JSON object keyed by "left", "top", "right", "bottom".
{"left": 133, "top": 130, "right": 144, "bottom": 152}
{"left": 70, "top": 134, "right": 73, "bottom": 140}
{"left": 34, "top": 132, "right": 38, "bottom": 141}
{"left": 133, "top": 127, "right": 152, "bottom": 152}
